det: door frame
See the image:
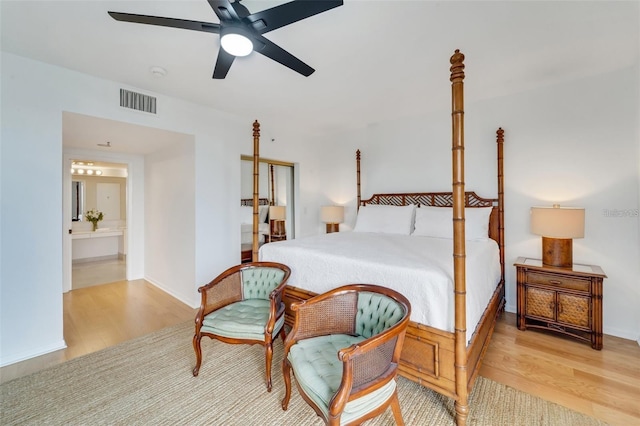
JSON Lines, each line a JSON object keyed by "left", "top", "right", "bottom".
{"left": 62, "top": 150, "right": 142, "bottom": 293}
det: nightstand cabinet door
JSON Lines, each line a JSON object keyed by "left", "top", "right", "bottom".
{"left": 525, "top": 287, "right": 555, "bottom": 321}
{"left": 557, "top": 293, "right": 590, "bottom": 329}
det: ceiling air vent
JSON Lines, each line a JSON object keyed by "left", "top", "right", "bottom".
{"left": 120, "top": 89, "right": 157, "bottom": 114}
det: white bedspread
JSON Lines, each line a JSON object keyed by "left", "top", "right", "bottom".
{"left": 259, "top": 231, "right": 501, "bottom": 342}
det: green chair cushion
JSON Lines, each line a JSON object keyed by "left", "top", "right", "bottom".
{"left": 356, "top": 291, "right": 404, "bottom": 338}
{"left": 202, "top": 299, "right": 284, "bottom": 341}
{"left": 241, "top": 267, "right": 286, "bottom": 300}
{"left": 288, "top": 334, "right": 397, "bottom": 425}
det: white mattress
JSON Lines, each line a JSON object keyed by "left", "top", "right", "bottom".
{"left": 259, "top": 231, "right": 502, "bottom": 342}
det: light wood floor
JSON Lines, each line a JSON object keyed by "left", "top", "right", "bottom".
{"left": 480, "top": 312, "right": 640, "bottom": 426}
{"left": 1, "top": 284, "right": 638, "bottom": 426}
{"left": 72, "top": 257, "right": 126, "bottom": 290}
{"left": 0, "top": 279, "right": 196, "bottom": 384}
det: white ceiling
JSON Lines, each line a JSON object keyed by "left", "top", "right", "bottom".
{"left": 63, "top": 111, "right": 194, "bottom": 155}
{"left": 2, "top": 1, "right": 638, "bottom": 153}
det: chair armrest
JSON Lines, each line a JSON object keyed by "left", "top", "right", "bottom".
{"left": 268, "top": 277, "right": 288, "bottom": 313}
{"left": 265, "top": 275, "right": 289, "bottom": 333}
{"left": 329, "top": 316, "right": 409, "bottom": 414}
{"left": 339, "top": 332, "right": 402, "bottom": 390}
{"left": 195, "top": 271, "right": 243, "bottom": 325}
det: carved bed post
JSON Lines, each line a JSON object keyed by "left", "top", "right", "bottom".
{"left": 450, "top": 49, "right": 469, "bottom": 426}
{"left": 252, "top": 120, "right": 260, "bottom": 262}
{"left": 356, "top": 149, "right": 361, "bottom": 211}
{"left": 497, "top": 128, "right": 505, "bottom": 283}
{"left": 270, "top": 163, "right": 275, "bottom": 206}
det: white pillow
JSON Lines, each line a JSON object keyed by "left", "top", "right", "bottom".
{"left": 412, "top": 206, "right": 493, "bottom": 240}
{"left": 259, "top": 205, "right": 269, "bottom": 223}
{"left": 353, "top": 204, "right": 416, "bottom": 235}
{"left": 240, "top": 205, "right": 269, "bottom": 224}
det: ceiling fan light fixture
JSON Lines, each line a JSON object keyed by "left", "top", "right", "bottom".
{"left": 220, "top": 27, "right": 253, "bottom": 57}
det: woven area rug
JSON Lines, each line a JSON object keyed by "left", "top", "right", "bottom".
{"left": 1, "top": 321, "right": 606, "bottom": 425}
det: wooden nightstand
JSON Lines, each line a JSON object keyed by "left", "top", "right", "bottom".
{"left": 269, "top": 234, "right": 286, "bottom": 243}
{"left": 514, "top": 257, "right": 606, "bottom": 350}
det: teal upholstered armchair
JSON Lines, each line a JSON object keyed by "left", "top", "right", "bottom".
{"left": 282, "top": 284, "right": 411, "bottom": 426}
{"left": 192, "top": 262, "right": 291, "bottom": 392}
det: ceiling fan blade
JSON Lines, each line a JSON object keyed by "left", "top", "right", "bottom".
{"left": 207, "top": 0, "right": 241, "bottom": 22}
{"left": 213, "top": 48, "right": 236, "bottom": 79}
{"left": 253, "top": 35, "right": 314, "bottom": 77}
{"left": 108, "top": 12, "right": 221, "bottom": 34}
{"left": 245, "top": 0, "right": 343, "bottom": 34}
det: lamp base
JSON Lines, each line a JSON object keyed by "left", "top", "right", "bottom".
{"left": 542, "top": 237, "right": 573, "bottom": 268}
{"left": 326, "top": 223, "right": 339, "bottom": 233}
{"left": 270, "top": 220, "right": 285, "bottom": 237}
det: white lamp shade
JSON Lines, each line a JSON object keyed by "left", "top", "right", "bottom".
{"left": 320, "top": 206, "right": 344, "bottom": 224}
{"left": 269, "top": 206, "right": 286, "bottom": 221}
{"left": 530, "top": 205, "right": 585, "bottom": 238}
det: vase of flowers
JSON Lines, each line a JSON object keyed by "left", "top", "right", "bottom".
{"left": 85, "top": 208, "right": 104, "bottom": 231}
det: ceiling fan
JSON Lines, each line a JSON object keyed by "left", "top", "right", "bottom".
{"left": 108, "top": 0, "right": 343, "bottom": 79}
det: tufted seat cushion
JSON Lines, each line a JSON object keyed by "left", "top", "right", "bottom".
{"left": 202, "top": 299, "right": 285, "bottom": 341}
{"left": 288, "top": 334, "right": 397, "bottom": 425}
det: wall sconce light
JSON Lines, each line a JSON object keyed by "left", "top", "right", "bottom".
{"left": 530, "top": 204, "right": 585, "bottom": 268}
{"left": 269, "top": 206, "right": 286, "bottom": 238}
{"left": 320, "top": 205, "right": 344, "bottom": 233}
{"left": 71, "top": 167, "right": 103, "bottom": 176}
{"left": 72, "top": 161, "right": 103, "bottom": 176}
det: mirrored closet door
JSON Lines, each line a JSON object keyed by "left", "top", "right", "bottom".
{"left": 240, "top": 156, "right": 295, "bottom": 256}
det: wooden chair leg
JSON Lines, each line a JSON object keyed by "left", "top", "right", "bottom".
{"left": 265, "top": 343, "right": 273, "bottom": 392}
{"left": 192, "top": 334, "right": 202, "bottom": 376}
{"left": 389, "top": 390, "right": 405, "bottom": 426}
{"left": 281, "top": 359, "right": 292, "bottom": 410}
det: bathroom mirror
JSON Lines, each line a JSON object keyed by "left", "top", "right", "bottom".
{"left": 72, "top": 181, "right": 84, "bottom": 221}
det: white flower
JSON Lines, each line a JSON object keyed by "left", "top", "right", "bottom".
{"left": 85, "top": 208, "right": 104, "bottom": 222}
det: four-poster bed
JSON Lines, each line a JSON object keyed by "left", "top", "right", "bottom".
{"left": 253, "top": 50, "right": 505, "bottom": 425}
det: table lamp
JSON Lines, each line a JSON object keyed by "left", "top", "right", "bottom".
{"left": 320, "top": 206, "right": 344, "bottom": 233}
{"left": 269, "top": 206, "right": 286, "bottom": 237}
{"left": 530, "top": 204, "right": 585, "bottom": 268}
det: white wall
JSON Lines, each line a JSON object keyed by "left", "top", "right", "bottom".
{"left": 144, "top": 140, "right": 196, "bottom": 304}
{"left": 308, "top": 64, "right": 640, "bottom": 341}
{"left": 0, "top": 52, "right": 264, "bottom": 365}
{"left": 240, "top": 160, "right": 269, "bottom": 200}
{"left": 2, "top": 51, "right": 637, "bottom": 367}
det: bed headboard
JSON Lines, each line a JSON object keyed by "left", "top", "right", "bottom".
{"left": 356, "top": 128, "right": 505, "bottom": 282}
{"left": 360, "top": 192, "right": 500, "bottom": 244}
{"left": 240, "top": 198, "right": 270, "bottom": 206}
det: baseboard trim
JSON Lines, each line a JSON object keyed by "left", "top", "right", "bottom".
{"left": 0, "top": 340, "right": 67, "bottom": 368}
{"left": 72, "top": 254, "right": 119, "bottom": 264}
